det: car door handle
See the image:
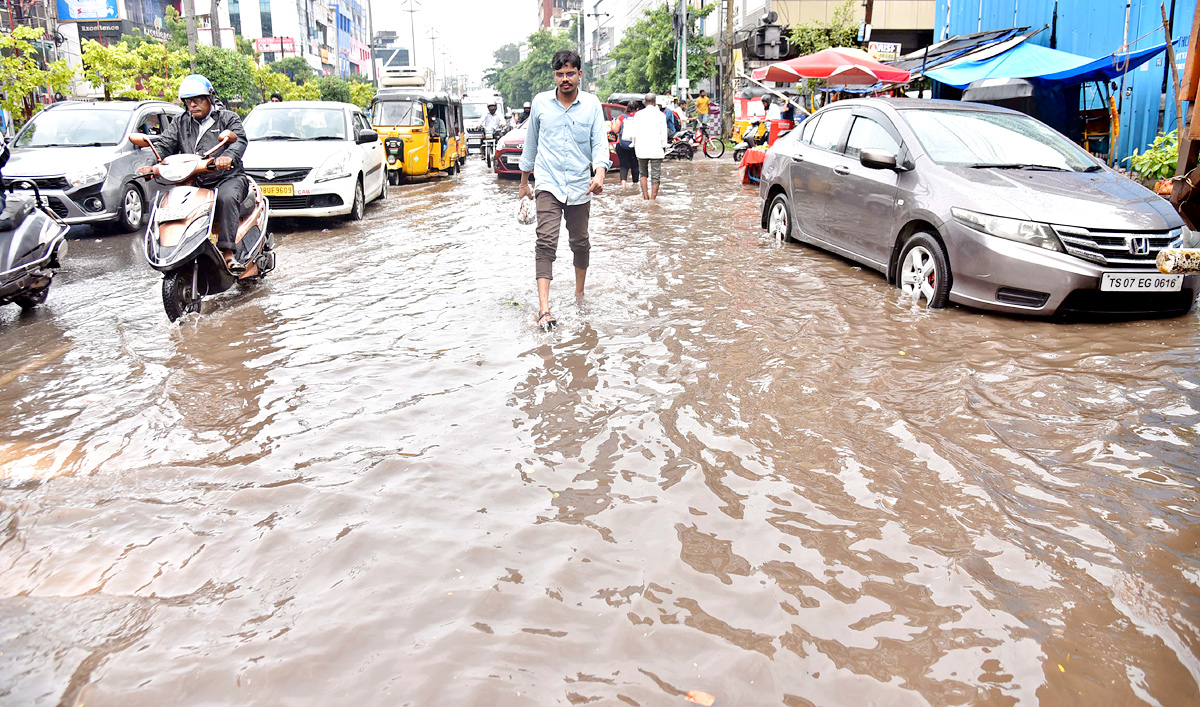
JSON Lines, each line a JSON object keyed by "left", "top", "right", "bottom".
{"left": 791, "top": 155, "right": 804, "bottom": 162}
{"left": 833, "top": 165, "right": 851, "bottom": 175}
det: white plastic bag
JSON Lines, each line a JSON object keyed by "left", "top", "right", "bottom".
{"left": 515, "top": 195, "right": 537, "bottom": 225}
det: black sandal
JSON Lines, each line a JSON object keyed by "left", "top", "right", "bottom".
{"left": 536, "top": 311, "right": 557, "bottom": 330}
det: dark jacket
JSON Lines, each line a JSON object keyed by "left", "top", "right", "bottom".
{"left": 151, "top": 106, "right": 247, "bottom": 189}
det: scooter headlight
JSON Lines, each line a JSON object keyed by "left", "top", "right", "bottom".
{"left": 158, "top": 162, "right": 195, "bottom": 182}
{"left": 65, "top": 164, "right": 107, "bottom": 188}
{"left": 314, "top": 151, "right": 353, "bottom": 182}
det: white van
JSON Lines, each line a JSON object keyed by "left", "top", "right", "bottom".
{"left": 463, "top": 91, "right": 504, "bottom": 152}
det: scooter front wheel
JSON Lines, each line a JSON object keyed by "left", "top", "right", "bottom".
{"left": 162, "top": 270, "right": 202, "bottom": 322}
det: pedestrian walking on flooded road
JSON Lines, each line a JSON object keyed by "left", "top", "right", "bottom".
{"left": 614, "top": 101, "right": 642, "bottom": 189}
{"left": 518, "top": 49, "right": 611, "bottom": 331}
{"left": 628, "top": 92, "right": 668, "bottom": 201}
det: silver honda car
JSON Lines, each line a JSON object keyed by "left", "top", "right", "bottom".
{"left": 760, "top": 98, "right": 1197, "bottom": 318}
{"left": 5, "top": 101, "right": 183, "bottom": 233}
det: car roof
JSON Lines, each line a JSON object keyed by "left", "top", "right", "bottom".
{"left": 374, "top": 89, "right": 461, "bottom": 105}
{"left": 820, "top": 97, "right": 1021, "bottom": 116}
{"left": 251, "top": 100, "right": 362, "bottom": 111}
{"left": 47, "top": 100, "right": 180, "bottom": 111}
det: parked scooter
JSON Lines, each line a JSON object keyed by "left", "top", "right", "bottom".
{"left": 0, "top": 141, "right": 69, "bottom": 312}
{"left": 732, "top": 118, "right": 768, "bottom": 163}
{"left": 130, "top": 130, "right": 273, "bottom": 322}
{"left": 665, "top": 130, "right": 696, "bottom": 161}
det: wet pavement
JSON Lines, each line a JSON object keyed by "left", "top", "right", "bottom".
{"left": 2, "top": 157, "right": 1199, "bottom": 706}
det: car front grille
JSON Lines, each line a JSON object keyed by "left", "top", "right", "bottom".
{"left": 1054, "top": 226, "right": 1180, "bottom": 268}
{"left": 1057, "top": 288, "right": 1196, "bottom": 318}
{"left": 245, "top": 168, "right": 312, "bottom": 184}
{"left": 46, "top": 198, "right": 69, "bottom": 218}
{"left": 8, "top": 176, "right": 71, "bottom": 191}
{"left": 266, "top": 194, "right": 344, "bottom": 210}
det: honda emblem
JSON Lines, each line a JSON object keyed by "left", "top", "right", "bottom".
{"left": 1129, "top": 237, "right": 1150, "bottom": 255}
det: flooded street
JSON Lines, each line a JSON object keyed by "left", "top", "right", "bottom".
{"left": 2, "top": 158, "right": 1199, "bottom": 705}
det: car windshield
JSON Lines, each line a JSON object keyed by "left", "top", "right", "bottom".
{"left": 372, "top": 100, "right": 424, "bottom": 127}
{"left": 463, "top": 103, "right": 488, "bottom": 120}
{"left": 14, "top": 109, "right": 132, "bottom": 147}
{"left": 903, "top": 109, "right": 1097, "bottom": 171}
{"left": 244, "top": 107, "right": 348, "bottom": 140}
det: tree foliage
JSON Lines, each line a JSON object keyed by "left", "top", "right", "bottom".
{"left": 236, "top": 35, "right": 260, "bottom": 60}
{"left": 493, "top": 43, "right": 520, "bottom": 68}
{"left": 789, "top": 0, "right": 859, "bottom": 57}
{"left": 0, "top": 26, "right": 72, "bottom": 122}
{"left": 164, "top": 6, "right": 190, "bottom": 52}
{"left": 599, "top": 3, "right": 715, "bottom": 98}
{"left": 349, "top": 81, "right": 376, "bottom": 110}
{"left": 193, "top": 45, "right": 257, "bottom": 107}
{"left": 317, "top": 76, "right": 352, "bottom": 103}
{"left": 82, "top": 38, "right": 191, "bottom": 101}
{"left": 272, "top": 56, "right": 316, "bottom": 84}
{"left": 485, "top": 29, "right": 578, "bottom": 108}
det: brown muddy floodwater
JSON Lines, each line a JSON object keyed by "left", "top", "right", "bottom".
{"left": 1, "top": 158, "right": 1199, "bottom": 706}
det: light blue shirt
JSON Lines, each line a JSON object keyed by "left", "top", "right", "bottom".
{"left": 518, "top": 89, "right": 612, "bottom": 205}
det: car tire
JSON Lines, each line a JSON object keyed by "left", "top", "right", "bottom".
{"left": 348, "top": 177, "right": 365, "bottom": 221}
{"left": 766, "top": 193, "right": 793, "bottom": 242}
{"left": 377, "top": 172, "right": 387, "bottom": 202}
{"left": 897, "top": 233, "right": 951, "bottom": 309}
{"left": 118, "top": 182, "right": 145, "bottom": 233}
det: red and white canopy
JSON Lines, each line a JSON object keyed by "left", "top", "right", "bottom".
{"left": 751, "top": 47, "right": 911, "bottom": 85}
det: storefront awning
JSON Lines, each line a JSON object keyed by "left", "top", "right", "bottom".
{"left": 926, "top": 38, "right": 1183, "bottom": 89}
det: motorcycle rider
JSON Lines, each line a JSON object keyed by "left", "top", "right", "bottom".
{"left": 138, "top": 74, "right": 252, "bottom": 274}
{"left": 482, "top": 102, "right": 504, "bottom": 134}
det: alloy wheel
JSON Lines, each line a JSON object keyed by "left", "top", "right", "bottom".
{"left": 900, "top": 246, "right": 938, "bottom": 304}
{"left": 768, "top": 201, "right": 789, "bottom": 241}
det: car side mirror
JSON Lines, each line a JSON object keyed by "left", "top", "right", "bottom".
{"left": 860, "top": 148, "right": 899, "bottom": 171}
{"left": 357, "top": 128, "right": 379, "bottom": 144}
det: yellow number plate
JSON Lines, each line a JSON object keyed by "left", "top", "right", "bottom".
{"left": 260, "top": 184, "right": 294, "bottom": 197}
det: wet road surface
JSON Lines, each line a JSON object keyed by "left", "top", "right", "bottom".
{"left": 2, "top": 158, "right": 1199, "bottom": 706}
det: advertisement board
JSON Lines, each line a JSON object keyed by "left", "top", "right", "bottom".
{"left": 868, "top": 41, "right": 901, "bottom": 62}
{"left": 256, "top": 37, "right": 297, "bottom": 53}
{"left": 56, "top": 0, "right": 120, "bottom": 22}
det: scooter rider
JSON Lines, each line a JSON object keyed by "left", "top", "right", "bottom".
{"left": 482, "top": 102, "right": 504, "bottom": 134}
{"left": 138, "top": 74, "right": 250, "bottom": 271}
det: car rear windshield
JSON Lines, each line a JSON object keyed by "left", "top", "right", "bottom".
{"left": 903, "top": 109, "right": 1096, "bottom": 171}
{"left": 372, "top": 100, "right": 424, "bottom": 127}
{"left": 245, "top": 107, "right": 348, "bottom": 140}
{"left": 14, "top": 109, "right": 132, "bottom": 147}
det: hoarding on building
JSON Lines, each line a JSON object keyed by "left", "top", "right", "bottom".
{"left": 256, "top": 37, "right": 298, "bottom": 53}
{"left": 56, "top": 0, "right": 119, "bottom": 21}
{"left": 868, "top": 41, "right": 901, "bottom": 62}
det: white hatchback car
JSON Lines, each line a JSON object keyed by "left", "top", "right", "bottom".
{"left": 242, "top": 101, "right": 386, "bottom": 220}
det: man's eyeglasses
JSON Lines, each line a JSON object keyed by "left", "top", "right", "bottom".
{"left": 183, "top": 97, "right": 208, "bottom": 106}
{"left": 554, "top": 71, "right": 579, "bottom": 80}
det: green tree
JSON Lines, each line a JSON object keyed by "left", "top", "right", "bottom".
{"left": 349, "top": 81, "right": 376, "bottom": 110}
{"left": 253, "top": 63, "right": 293, "bottom": 103}
{"left": 135, "top": 41, "right": 192, "bottom": 100}
{"left": 317, "top": 75, "right": 351, "bottom": 103}
{"left": 164, "top": 6, "right": 190, "bottom": 52}
{"left": 236, "top": 35, "right": 260, "bottom": 60}
{"left": 789, "top": 0, "right": 859, "bottom": 57}
{"left": 493, "top": 43, "right": 520, "bottom": 68}
{"left": 0, "top": 26, "right": 72, "bottom": 124}
{"left": 193, "top": 45, "right": 257, "bottom": 108}
{"left": 485, "top": 29, "right": 577, "bottom": 108}
{"left": 80, "top": 38, "right": 141, "bottom": 100}
{"left": 599, "top": 3, "right": 715, "bottom": 97}
{"left": 285, "top": 80, "right": 321, "bottom": 101}
{"left": 272, "top": 56, "right": 316, "bottom": 84}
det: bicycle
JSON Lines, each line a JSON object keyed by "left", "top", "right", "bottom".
{"left": 687, "top": 119, "right": 725, "bottom": 158}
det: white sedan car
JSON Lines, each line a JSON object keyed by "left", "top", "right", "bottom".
{"left": 242, "top": 101, "right": 386, "bottom": 220}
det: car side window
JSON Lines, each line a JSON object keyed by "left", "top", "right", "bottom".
{"left": 136, "top": 112, "right": 164, "bottom": 136}
{"left": 845, "top": 116, "right": 900, "bottom": 159}
{"left": 798, "top": 114, "right": 821, "bottom": 143}
{"left": 809, "top": 110, "right": 851, "bottom": 152}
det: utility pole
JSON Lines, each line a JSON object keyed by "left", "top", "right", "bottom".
{"left": 862, "top": 0, "right": 874, "bottom": 46}
{"left": 366, "top": 0, "right": 377, "bottom": 87}
{"left": 427, "top": 29, "right": 439, "bottom": 91}
{"left": 210, "top": 0, "right": 222, "bottom": 48}
{"left": 588, "top": 4, "right": 610, "bottom": 87}
{"left": 404, "top": 0, "right": 420, "bottom": 67}
{"left": 182, "top": 0, "right": 199, "bottom": 70}
{"left": 723, "top": 0, "right": 733, "bottom": 139}
{"left": 678, "top": 0, "right": 688, "bottom": 103}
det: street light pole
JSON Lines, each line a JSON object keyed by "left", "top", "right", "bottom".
{"left": 427, "top": 29, "right": 439, "bottom": 91}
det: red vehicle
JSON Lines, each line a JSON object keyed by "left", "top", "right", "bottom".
{"left": 494, "top": 102, "right": 627, "bottom": 178}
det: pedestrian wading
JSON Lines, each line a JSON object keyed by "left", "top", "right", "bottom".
{"left": 627, "top": 92, "right": 669, "bottom": 201}
{"left": 517, "top": 49, "right": 611, "bottom": 331}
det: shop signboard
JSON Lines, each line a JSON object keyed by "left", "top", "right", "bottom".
{"left": 255, "top": 37, "right": 297, "bottom": 53}
{"left": 868, "top": 41, "right": 901, "bottom": 62}
{"left": 57, "top": 0, "right": 119, "bottom": 21}
{"left": 77, "top": 19, "right": 170, "bottom": 43}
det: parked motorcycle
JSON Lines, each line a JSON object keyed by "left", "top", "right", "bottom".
{"left": 130, "top": 130, "right": 273, "bottom": 323}
{"left": 666, "top": 130, "right": 696, "bottom": 161}
{"left": 0, "top": 141, "right": 69, "bottom": 312}
{"left": 732, "top": 118, "right": 768, "bottom": 163}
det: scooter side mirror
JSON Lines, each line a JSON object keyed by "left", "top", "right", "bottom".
{"left": 128, "top": 134, "right": 152, "bottom": 147}
{"left": 217, "top": 130, "right": 238, "bottom": 145}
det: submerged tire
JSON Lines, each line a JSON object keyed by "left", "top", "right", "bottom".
{"left": 766, "top": 193, "right": 792, "bottom": 242}
{"left": 162, "top": 270, "right": 202, "bottom": 322}
{"left": 14, "top": 285, "right": 49, "bottom": 311}
{"left": 897, "top": 233, "right": 952, "bottom": 309}
{"left": 348, "top": 178, "right": 365, "bottom": 221}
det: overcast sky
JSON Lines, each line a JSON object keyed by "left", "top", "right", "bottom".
{"left": 372, "top": 0, "right": 555, "bottom": 88}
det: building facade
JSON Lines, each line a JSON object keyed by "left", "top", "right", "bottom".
{"left": 227, "top": 0, "right": 370, "bottom": 77}
{"left": 539, "top": 0, "right": 583, "bottom": 32}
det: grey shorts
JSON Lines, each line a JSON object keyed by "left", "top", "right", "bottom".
{"left": 637, "top": 158, "right": 663, "bottom": 185}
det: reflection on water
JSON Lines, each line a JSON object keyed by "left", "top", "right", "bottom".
{"left": 1, "top": 159, "right": 1198, "bottom": 706}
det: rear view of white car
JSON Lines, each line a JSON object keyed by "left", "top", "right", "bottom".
{"left": 242, "top": 101, "right": 386, "bottom": 221}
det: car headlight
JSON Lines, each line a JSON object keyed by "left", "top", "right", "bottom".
{"left": 65, "top": 164, "right": 108, "bottom": 188}
{"left": 952, "top": 207, "right": 1063, "bottom": 252}
{"left": 314, "top": 152, "right": 353, "bottom": 183}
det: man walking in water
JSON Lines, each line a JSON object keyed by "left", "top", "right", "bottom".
{"left": 518, "top": 49, "right": 611, "bottom": 330}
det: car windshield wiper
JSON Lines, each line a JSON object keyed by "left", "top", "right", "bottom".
{"left": 968, "top": 162, "right": 1071, "bottom": 171}
{"left": 30, "top": 142, "right": 109, "bottom": 147}
{"left": 1080, "top": 164, "right": 1104, "bottom": 172}
{"left": 308, "top": 135, "right": 347, "bottom": 141}
{"left": 253, "top": 135, "right": 303, "bottom": 141}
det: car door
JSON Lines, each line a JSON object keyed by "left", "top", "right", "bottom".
{"left": 126, "top": 108, "right": 166, "bottom": 190}
{"left": 824, "top": 110, "right": 904, "bottom": 269}
{"left": 789, "top": 108, "right": 852, "bottom": 242}
{"left": 353, "top": 111, "right": 383, "bottom": 195}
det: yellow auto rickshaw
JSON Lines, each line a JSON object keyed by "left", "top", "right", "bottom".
{"left": 371, "top": 90, "right": 466, "bottom": 183}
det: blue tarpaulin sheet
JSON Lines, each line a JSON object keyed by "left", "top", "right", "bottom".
{"left": 927, "top": 38, "right": 1183, "bottom": 89}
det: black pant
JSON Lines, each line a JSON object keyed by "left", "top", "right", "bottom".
{"left": 616, "top": 144, "right": 639, "bottom": 182}
{"left": 214, "top": 176, "right": 248, "bottom": 250}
